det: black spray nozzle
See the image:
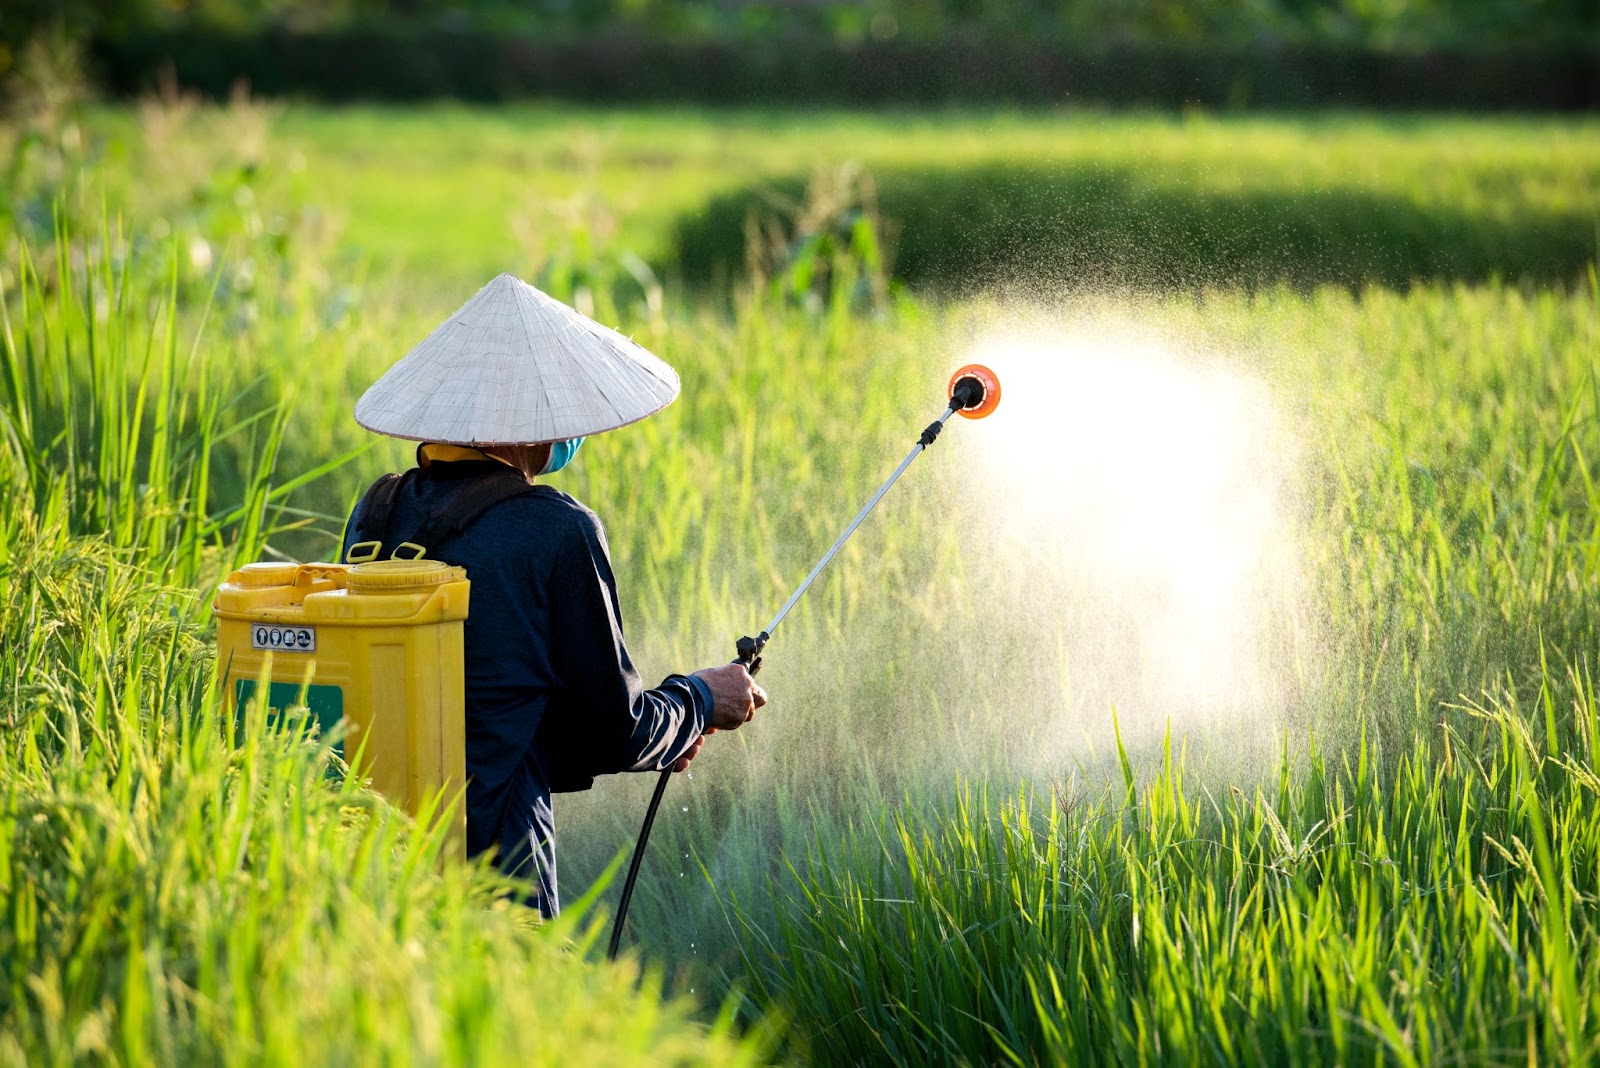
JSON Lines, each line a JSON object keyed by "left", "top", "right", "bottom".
{"left": 736, "top": 631, "right": 769, "bottom": 675}
{"left": 949, "top": 374, "right": 987, "bottom": 411}
{"left": 946, "top": 365, "right": 1001, "bottom": 420}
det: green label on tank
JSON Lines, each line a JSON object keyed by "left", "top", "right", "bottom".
{"left": 234, "top": 679, "right": 346, "bottom": 757}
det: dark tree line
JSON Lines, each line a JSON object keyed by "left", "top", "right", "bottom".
{"left": 11, "top": 0, "right": 1597, "bottom": 50}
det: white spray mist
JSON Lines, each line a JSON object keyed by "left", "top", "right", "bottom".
{"left": 951, "top": 309, "right": 1314, "bottom": 774}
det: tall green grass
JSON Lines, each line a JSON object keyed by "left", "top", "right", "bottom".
{"left": 3, "top": 102, "right": 1598, "bottom": 1064}
{"left": 7, "top": 231, "right": 1593, "bottom": 1065}
{"left": 553, "top": 278, "right": 1600, "bottom": 1021}
{"left": 45, "top": 106, "right": 1600, "bottom": 296}
{"left": 741, "top": 673, "right": 1600, "bottom": 1064}
{"left": 0, "top": 235, "right": 766, "bottom": 1066}
{"left": 678, "top": 161, "right": 1600, "bottom": 291}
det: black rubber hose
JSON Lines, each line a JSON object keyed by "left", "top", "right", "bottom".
{"left": 609, "top": 644, "right": 765, "bottom": 961}
{"left": 608, "top": 766, "right": 672, "bottom": 961}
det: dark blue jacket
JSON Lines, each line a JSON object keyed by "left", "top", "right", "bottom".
{"left": 342, "top": 454, "right": 711, "bottom": 914}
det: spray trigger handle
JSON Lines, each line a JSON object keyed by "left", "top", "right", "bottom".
{"left": 736, "top": 631, "right": 769, "bottom": 676}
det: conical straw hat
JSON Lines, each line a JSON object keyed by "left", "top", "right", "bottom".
{"left": 354, "top": 273, "right": 680, "bottom": 445}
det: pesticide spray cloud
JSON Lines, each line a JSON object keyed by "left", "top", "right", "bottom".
{"left": 563, "top": 302, "right": 1319, "bottom": 971}
{"left": 955, "top": 311, "right": 1310, "bottom": 770}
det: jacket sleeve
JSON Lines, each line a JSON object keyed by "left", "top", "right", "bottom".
{"left": 548, "top": 511, "right": 711, "bottom": 775}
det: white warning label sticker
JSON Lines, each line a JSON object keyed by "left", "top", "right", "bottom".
{"left": 251, "top": 625, "right": 317, "bottom": 653}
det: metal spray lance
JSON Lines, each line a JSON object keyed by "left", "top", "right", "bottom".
{"left": 607, "top": 363, "right": 1003, "bottom": 960}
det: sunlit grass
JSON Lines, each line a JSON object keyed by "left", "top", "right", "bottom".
{"left": 2, "top": 101, "right": 1597, "bottom": 1063}
{"left": 559, "top": 280, "right": 1600, "bottom": 1045}
{"left": 63, "top": 104, "right": 1600, "bottom": 296}
{"left": 0, "top": 239, "right": 767, "bottom": 1066}
{"left": 742, "top": 674, "right": 1600, "bottom": 1064}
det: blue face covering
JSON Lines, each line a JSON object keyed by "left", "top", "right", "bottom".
{"left": 539, "top": 437, "right": 584, "bottom": 475}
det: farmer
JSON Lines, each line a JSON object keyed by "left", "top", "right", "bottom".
{"left": 342, "top": 273, "right": 765, "bottom": 916}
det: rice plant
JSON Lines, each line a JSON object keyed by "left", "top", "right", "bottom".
{"left": 1, "top": 102, "right": 1597, "bottom": 1065}
{"left": 0, "top": 231, "right": 767, "bottom": 1067}
{"left": 737, "top": 669, "right": 1600, "bottom": 1065}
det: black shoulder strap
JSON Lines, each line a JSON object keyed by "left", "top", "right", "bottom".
{"left": 349, "top": 468, "right": 537, "bottom": 563}
{"left": 345, "top": 472, "right": 411, "bottom": 563}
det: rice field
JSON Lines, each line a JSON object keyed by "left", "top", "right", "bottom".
{"left": 1, "top": 100, "right": 1598, "bottom": 1065}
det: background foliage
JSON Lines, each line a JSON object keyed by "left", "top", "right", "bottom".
{"left": 6, "top": 0, "right": 1597, "bottom": 108}
{"left": 14, "top": 0, "right": 1596, "bottom": 47}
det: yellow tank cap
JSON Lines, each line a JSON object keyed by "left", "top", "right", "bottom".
{"left": 347, "top": 559, "right": 465, "bottom": 590}
{"left": 234, "top": 562, "right": 300, "bottom": 587}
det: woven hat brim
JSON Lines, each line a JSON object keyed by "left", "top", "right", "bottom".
{"left": 352, "top": 399, "right": 674, "bottom": 446}
{"left": 353, "top": 273, "right": 680, "bottom": 445}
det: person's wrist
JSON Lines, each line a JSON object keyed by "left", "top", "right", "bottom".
{"left": 686, "top": 674, "right": 715, "bottom": 726}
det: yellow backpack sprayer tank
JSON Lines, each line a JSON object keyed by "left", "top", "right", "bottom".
{"left": 214, "top": 559, "right": 470, "bottom": 855}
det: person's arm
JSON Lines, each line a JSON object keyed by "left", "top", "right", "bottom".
{"left": 549, "top": 513, "right": 711, "bottom": 774}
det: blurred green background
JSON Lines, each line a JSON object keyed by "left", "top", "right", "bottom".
{"left": 6, "top": 0, "right": 1597, "bottom": 108}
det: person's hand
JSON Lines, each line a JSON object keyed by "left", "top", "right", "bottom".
{"left": 692, "top": 663, "right": 767, "bottom": 732}
{"left": 670, "top": 735, "right": 704, "bottom": 773}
